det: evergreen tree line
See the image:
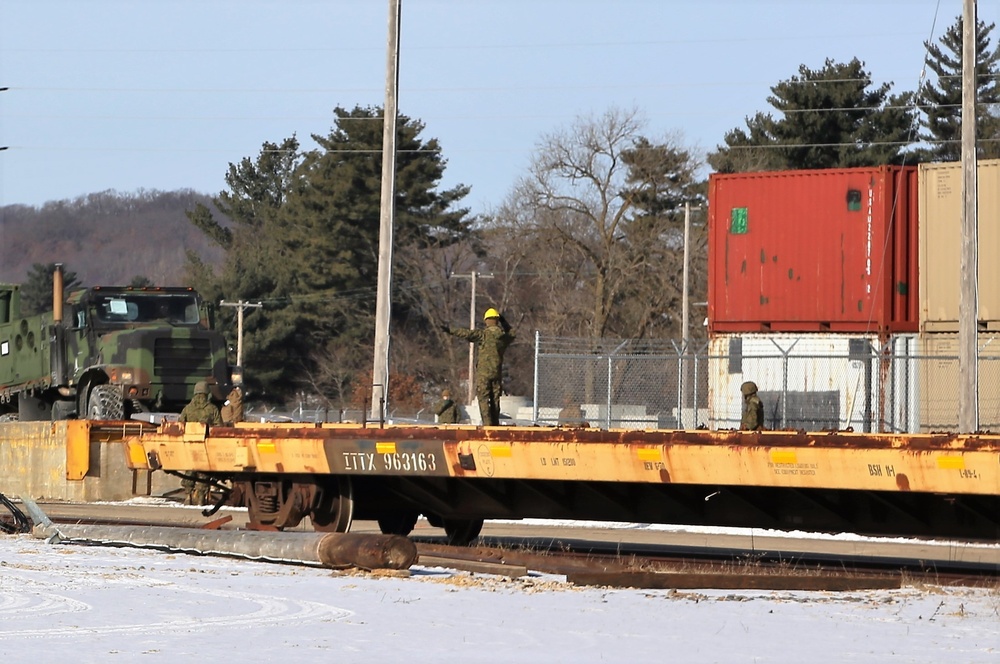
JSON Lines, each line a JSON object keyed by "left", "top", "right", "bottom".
{"left": 6, "top": 15, "right": 996, "bottom": 413}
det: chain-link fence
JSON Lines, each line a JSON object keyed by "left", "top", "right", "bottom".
{"left": 529, "top": 333, "right": 708, "bottom": 429}
{"left": 530, "top": 332, "right": 1000, "bottom": 433}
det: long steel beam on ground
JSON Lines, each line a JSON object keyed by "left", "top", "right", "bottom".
{"left": 26, "top": 502, "right": 1000, "bottom": 570}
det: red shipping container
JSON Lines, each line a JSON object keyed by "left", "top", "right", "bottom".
{"left": 708, "top": 166, "right": 918, "bottom": 334}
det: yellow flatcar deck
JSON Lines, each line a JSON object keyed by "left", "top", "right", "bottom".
{"left": 125, "top": 423, "right": 1000, "bottom": 497}
{"left": 8, "top": 420, "right": 996, "bottom": 542}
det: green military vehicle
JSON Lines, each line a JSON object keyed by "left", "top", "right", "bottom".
{"left": 0, "top": 268, "right": 234, "bottom": 421}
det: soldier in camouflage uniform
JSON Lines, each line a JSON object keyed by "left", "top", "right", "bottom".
{"left": 443, "top": 308, "right": 515, "bottom": 426}
{"left": 435, "top": 389, "right": 460, "bottom": 424}
{"left": 178, "top": 381, "right": 222, "bottom": 505}
{"left": 740, "top": 380, "right": 764, "bottom": 431}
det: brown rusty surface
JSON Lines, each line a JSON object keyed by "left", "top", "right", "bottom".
{"left": 317, "top": 533, "right": 417, "bottom": 570}
{"left": 414, "top": 542, "right": 904, "bottom": 590}
{"left": 564, "top": 571, "right": 900, "bottom": 591}
{"left": 201, "top": 515, "right": 233, "bottom": 530}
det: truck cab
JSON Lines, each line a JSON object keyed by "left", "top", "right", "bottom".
{"left": 0, "top": 277, "right": 233, "bottom": 421}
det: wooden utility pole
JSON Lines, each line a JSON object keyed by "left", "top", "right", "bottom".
{"left": 682, "top": 202, "right": 691, "bottom": 349}
{"left": 451, "top": 271, "right": 494, "bottom": 405}
{"left": 371, "top": 0, "right": 401, "bottom": 422}
{"left": 220, "top": 300, "right": 263, "bottom": 367}
{"left": 959, "top": 0, "right": 979, "bottom": 433}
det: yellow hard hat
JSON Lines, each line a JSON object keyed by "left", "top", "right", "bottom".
{"left": 483, "top": 307, "right": 500, "bottom": 320}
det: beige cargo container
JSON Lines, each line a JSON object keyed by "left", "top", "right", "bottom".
{"left": 916, "top": 333, "right": 1000, "bottom": 432}
{"left": 919, "top": 160, "right": 1000, "bottom": 330}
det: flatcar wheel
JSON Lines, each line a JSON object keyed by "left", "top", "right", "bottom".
{"left": 442, "top": 518, "right": 483, "bottom": 546}
{"left": 310, "top": 476, "right": 354, "bottom": 533}
{"left": 377, "top": 510, "right": 420, "bottom": 537}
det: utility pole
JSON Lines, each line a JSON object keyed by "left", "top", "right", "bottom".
{"left": 371, "top": 0, "right": 401, "bottom": 422}
{"left": 959, "top": 0, "right": 979, "bottom": 433}
{"left": 451, "top": 271, "right": 494, "bottom": 405}
{"left": 681, "top": 202, "right": 692, "bottom": 350}
{"left": 219, "top": 300, "right": 262, "bottom": 367}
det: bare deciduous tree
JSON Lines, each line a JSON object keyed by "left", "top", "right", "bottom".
{"left": 490, "top": 106, "right": 705, "bottom": 342}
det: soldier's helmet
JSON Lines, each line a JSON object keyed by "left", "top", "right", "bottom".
{"left": 194, "top": 381, "right": 209, "bottom": 395}
{"left": 740, "top": 381, "right": 758, "bottom": 396}
{"left": 442, "top": 389, "right": 451, "bottom": 399}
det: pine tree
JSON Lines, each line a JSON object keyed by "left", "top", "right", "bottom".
{"left": 20, "top": 263, "right": 81, "bottom": 316}
{"left": 186, "top": 107, "right": 471, "bottom": 402}
{"left": 917, "top": 15, "right": 1000, "bottom": 161}
{"left": 709, "top": 58, "right": 917, "bottom": 172}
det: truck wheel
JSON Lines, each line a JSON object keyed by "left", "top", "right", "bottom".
{"left": 87, "top": 385, "right": 125, "bottom": 420}
{"left": 50, "top": 400, "right": 76, "bottom": 421}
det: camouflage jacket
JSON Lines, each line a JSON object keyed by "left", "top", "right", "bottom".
{"left": 435, "top": 398, "right": 460, "bottom": 424}
{"left": 741, "top": 393, "right": 764, "bottom": 431}
{"left": 179, "top": 393, "right": 223, "bottom": 426}
{"left": 448, "top": 324, "right": 515, "bottom": 381}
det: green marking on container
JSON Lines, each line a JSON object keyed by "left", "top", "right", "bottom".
{"left": 846, "top": 189, "right": 862, "bottom": 211}
{"left": 730, "top": 207, "right": 748, "bottom": 234}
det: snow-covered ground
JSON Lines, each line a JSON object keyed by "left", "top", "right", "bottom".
{"left": 0, "top": 531, "right": 997, "bottom": 663}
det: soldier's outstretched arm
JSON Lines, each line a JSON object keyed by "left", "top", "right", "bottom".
{"left": 449, "top": 327, "right": 484, "bottom": 343}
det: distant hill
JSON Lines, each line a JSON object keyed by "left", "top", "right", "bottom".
{"left": 0, "top": 189, "right": 226, "bottom": 287}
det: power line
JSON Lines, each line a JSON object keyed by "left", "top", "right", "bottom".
{"left": 12, "top": 76, "right": 976, "bottom": 95}
{"left": 1, "top": 31, "right": 929, "bottom": 55}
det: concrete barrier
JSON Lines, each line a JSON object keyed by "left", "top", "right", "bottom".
{"left": 0, "top": 421, "right": 180, "bottom": 502}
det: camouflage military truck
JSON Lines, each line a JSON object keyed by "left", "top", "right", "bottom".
{"left": 0, "top": 268, "right": 233, "bottom": 421}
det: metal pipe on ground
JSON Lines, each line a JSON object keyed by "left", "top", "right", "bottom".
{"left": 20, "top": 498, "right": 415, "bottom": 570}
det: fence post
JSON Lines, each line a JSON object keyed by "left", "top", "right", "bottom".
{"left": 675, "top": 340, "right": 684, "bottom": 429}
{"left": 693, "top": 343, "right": 702, "bottom": 429}
{"left": 606, "top": 352, "right": 613, "bottom": 429}
{"left": 768, "top": 337, "right": 797, "bottom": 429}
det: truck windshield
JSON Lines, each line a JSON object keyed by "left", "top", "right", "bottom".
{"left": 92, "top": 293, "right": 201, "bottom": 325}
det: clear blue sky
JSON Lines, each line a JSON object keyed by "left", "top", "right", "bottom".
{"left": 0, "top": 0, "right": 995, "bottom": 215}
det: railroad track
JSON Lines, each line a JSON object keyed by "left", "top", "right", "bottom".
{"left": 411, "top": 537, "right": 998, "bottom": 590}
{"left": 4, "top": 503, "right": 995, "bottom": 590}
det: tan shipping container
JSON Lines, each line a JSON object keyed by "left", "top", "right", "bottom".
{"left": 919, "top": 160, "right": 1000, "bottom": 330}
{"left": 916, "top": 333, "right": 1000, "bottom": 432}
